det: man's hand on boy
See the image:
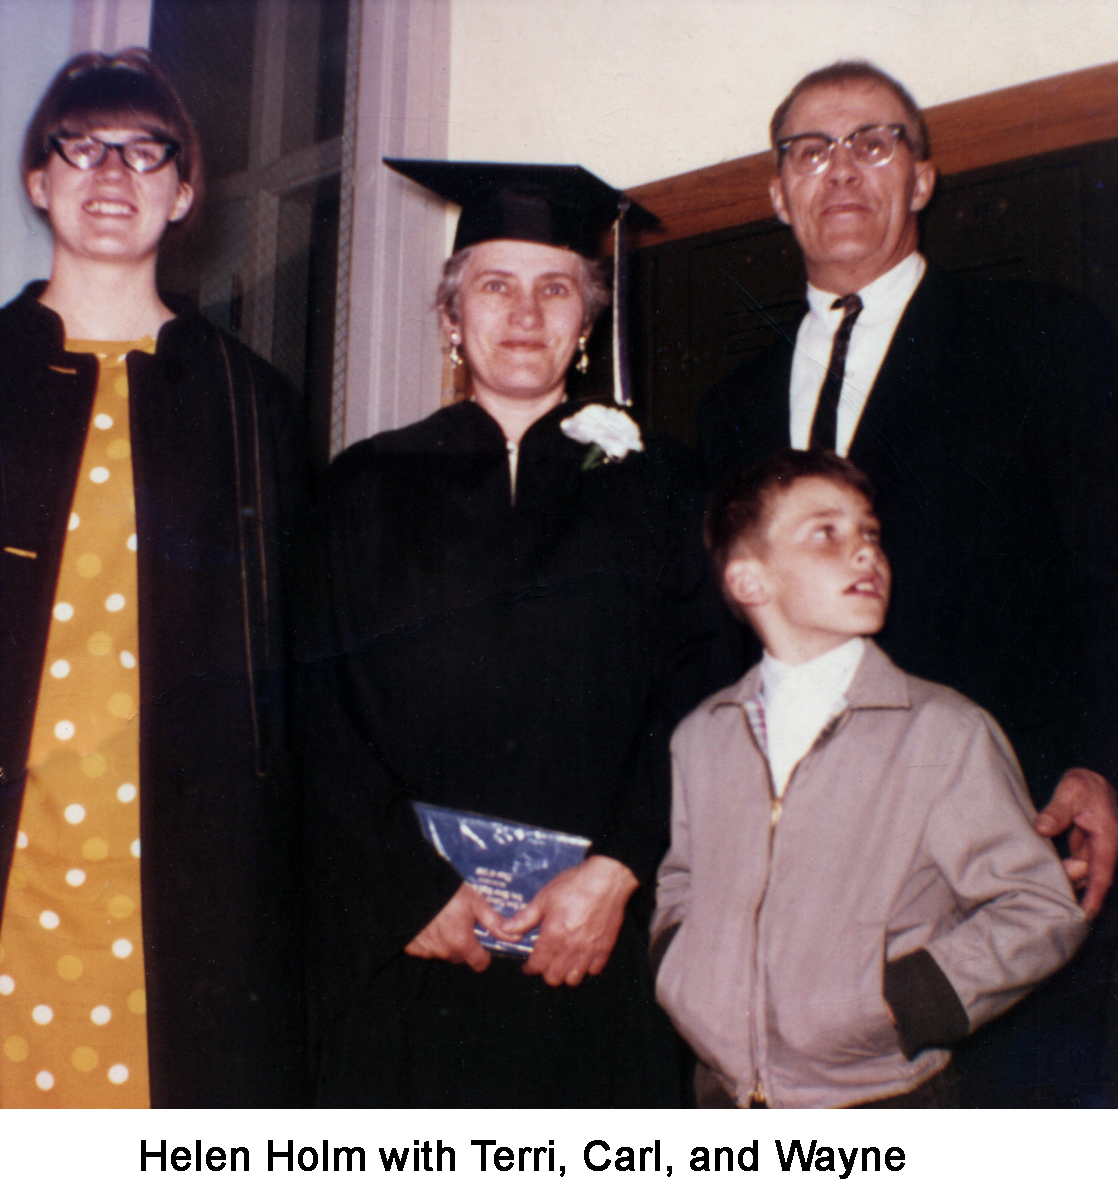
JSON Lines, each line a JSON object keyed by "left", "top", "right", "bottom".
{"left": 1034, "top": 768, "right": 1118, "bottom": 919}
{"left": 508, "top": 856, "right": 639, "bottom": 987}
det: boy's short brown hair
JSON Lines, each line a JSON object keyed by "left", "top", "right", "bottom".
{"left": 704, "top": 448, "right": 876, "bottom": 581}
{"left": 22, "top": 48, "right": 203, "bottom": 227}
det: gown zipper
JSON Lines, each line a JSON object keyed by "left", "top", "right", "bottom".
{"left": 507, "top": 439, "right": 519, "bottom": 506}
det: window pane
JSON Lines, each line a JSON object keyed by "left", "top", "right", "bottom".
{"left": 282, "top": 0, "right": 349, "bottom": 155}
{"left": 150, "top": 0, "right": 257, "bottom": 179}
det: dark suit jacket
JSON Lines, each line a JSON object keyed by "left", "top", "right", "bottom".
{"left": 700, "top": 265, "right": 1118, "bottom": 806}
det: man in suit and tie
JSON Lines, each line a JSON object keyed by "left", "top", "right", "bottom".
{"left": 700, "top": 61, "right": 1118, "bottom": 1105}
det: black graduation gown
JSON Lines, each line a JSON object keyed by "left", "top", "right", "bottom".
{"left": 303, "top": 399, "right": 739, "bottom": 1107}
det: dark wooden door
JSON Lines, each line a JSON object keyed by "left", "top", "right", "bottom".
{"left": 629, "top": 138, "right": 1118, "bottom": 444}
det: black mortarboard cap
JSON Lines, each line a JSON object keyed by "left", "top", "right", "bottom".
{"left": 385, "top": 159, "right": 659, "bottom": 406}
{"left": 384, "top": 159, "right": 658, "bottom": 256}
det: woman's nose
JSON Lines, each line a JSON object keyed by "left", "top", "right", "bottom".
{"left": 95, "top": 146, "right": 129, "bottom": 177}
{"left": 510, "top": 290, "right": 543, "bottom": 327}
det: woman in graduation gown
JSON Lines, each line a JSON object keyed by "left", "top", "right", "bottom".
{"left": 305, "top": 161, "right": 738, "bottom": 1107}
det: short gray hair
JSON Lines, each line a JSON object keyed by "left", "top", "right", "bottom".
{"left": 770, "top": 61, "right": 930, "bottom": 162}
{"left": 436, "top": 244, "right": 611, "bottom": 328}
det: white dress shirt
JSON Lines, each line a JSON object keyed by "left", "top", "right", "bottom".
{"left": 789, "top": 252, "right": 926, "bottom": 456}
{"left": 759, "top": 636, "right": 865, "bottom": 797}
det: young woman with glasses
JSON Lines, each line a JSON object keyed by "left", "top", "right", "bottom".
{"left": 0, "top": 50, "right": 309, "bottom": 1108}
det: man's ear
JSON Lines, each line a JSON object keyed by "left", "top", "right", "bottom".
{"left": 768, "top": 175, "right": 792, "bottom": 227}
{"left": 724, "top": 556, "right": 768, "bottom": 609}
{"left": 26, "top": 170, "right": 48, "bottom": 211}
{"left": 909, "top": 160, "right": 936, "bottom": 214}
{"left": 169, "top": 182, "right": 194, "bottom": 223}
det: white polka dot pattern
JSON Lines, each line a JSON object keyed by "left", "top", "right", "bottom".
{"left": 0, "top": 338, "right": 151, "bottom": 1107}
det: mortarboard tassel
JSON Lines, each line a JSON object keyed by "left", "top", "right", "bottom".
{"left": 612, "top": 200, "right": 633, "bottom": 407}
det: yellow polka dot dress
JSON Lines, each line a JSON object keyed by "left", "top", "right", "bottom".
{"left": 0, "top": 339, "right": 153, "bottom": 1107}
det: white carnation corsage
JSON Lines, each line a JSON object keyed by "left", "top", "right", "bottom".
{"left": 560, "top": 404, "right": 645, "bottom": 471}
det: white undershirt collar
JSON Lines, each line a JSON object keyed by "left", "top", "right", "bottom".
{"left": 759, "top": 635, "right": 866, "bottom": 797}
{"left": 790, "top": 251, "right": 925, "bottom": 456}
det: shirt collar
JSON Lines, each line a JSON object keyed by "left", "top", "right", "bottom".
{"left": 714, "top": 637, "right": 910, "bottom": 712}
{"left": 760, "top": 635, "right": 865, "bottom": 705}
{"left": 806, "top": 250, "right": 925, "bottom": 327}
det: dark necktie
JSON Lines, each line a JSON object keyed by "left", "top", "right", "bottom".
{"left": 808, "top": 293, "right": 863, "bottom": 451}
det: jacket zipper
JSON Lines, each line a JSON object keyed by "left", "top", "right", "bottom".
{"left": 741, "top": 707, "right": 780, "bottom": 1108}
{"left": 740, "top": 703, "right": 852, "bottom": 1107}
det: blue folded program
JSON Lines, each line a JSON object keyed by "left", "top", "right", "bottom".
{"left": 412, "top": 802, "right": 592, "bottom": 956}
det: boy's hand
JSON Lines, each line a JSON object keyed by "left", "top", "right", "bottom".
{"left": 1034, "top": 768, "right": 1118, "bottom": 919}
{"left": 405, "top": 882, "right": 520, "bottom": 972}
{"left": 504, "top": 856, "right": 639, "bottom": 987}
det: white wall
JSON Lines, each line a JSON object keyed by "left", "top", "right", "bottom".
{"left": 70, "top": 0, "right": 151, "bottom": 53}
{"left": 0, "top": 0, "right": 76, "bottom": 304}
{"left": 447, "top": 0, "right": 1118, "bottom": 188}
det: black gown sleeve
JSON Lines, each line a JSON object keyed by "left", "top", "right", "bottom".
{"left": 591, "top": 439, "right": 745, "bottom": 892}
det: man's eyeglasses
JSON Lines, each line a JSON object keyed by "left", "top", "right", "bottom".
{"left": 776, "top": 125, "right": 910, "bottom": 176}
{"left": 49, "top": 133, "right": 180, "bottom": 175}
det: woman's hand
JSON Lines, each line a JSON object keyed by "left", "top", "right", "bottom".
{"left": 405, "top": 882, "right": 519, "bottom": 972}
{"left": 504, "top": 856, "right": 639, "bottom": 987}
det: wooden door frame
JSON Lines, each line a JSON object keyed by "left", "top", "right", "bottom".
{"left": 625, "top": 61, "right": 1118, "bottom": 249}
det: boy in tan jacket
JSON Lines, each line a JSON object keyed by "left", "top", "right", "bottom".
{"left": 652, "top": 448, "right": 1086, "bottom": 1108}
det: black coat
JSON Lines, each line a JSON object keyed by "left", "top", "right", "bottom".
{"left": 302, "top": 399, "right": 739, "bottom": 1106}
{"left": 0, "top": 285, "right": 309, "bottom": 1107}
{"left": 700, "top": 265, "right": 1118, "bottom": 1105}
